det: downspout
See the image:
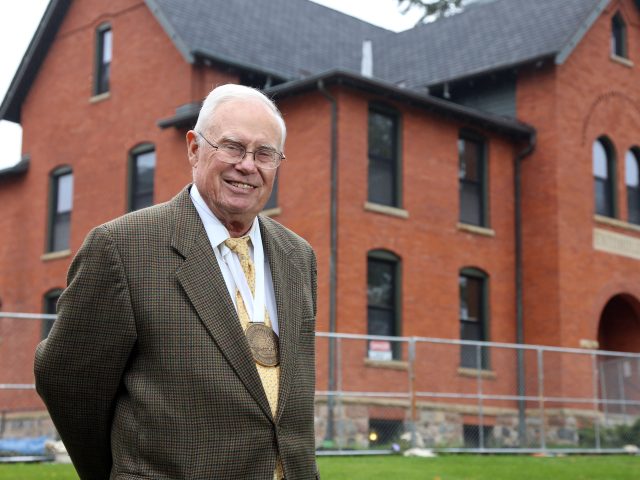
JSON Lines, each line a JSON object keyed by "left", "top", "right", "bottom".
{"left": 514, "top": 131, "right": 536, "bottom": 446}
{"left": 317, "top": 79, "right": 338, "bottom": 445}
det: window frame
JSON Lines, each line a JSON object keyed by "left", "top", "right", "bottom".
{"left": 459, "top": 267, "right": 490, "bottom": 370}
{"left": 626, "top": 148, "right": 640, "bottom": 225}
{"left": 46, "top": 166, "right": 73, "bottom": 253}
{"left": 42, "top": 289, "right": 62, "bottom": 339}
{"left": 127, "top": 143, "right": 156, "bottom": 212}
{"left": 367, "top": 103, "right": 402, "bottom": 208}
{"left": 458, "top": 129, "right": 489, "bottom": 227}
{"left": 367, "top": 249, "right": 402, "bottom": 361}
{"left": 593, "top": 136, "right": 617, "bottom": 218}
{"left": 94, "top": 23, "right": 112, "bottom": 96}
{"left": 264, "top": 174, "right": 279, "bottom": 211}
{"left": 611, "top": 12, "right": 628, "bottom": 59}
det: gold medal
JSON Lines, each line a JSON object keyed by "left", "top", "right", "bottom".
{"left": 245, "top": 323, "right": 280, "bottom": 367}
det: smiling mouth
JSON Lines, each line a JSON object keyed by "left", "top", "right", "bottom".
{"left": 227, "top": 180, "right": 256, "bottom": 190}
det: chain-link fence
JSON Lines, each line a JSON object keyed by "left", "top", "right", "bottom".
{"left": 1, "top": 313, "right": 640, "bottom": 457}
{"left": 315, "top": 332, "right": 640, "bottom": 454}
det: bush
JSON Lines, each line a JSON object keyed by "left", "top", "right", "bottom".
{"left": 579, "top": 417, "right": 640, "bottom": 448}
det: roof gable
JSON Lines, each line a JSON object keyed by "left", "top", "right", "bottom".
{"left": 0, "top": 0, "right": 71, "bottom": 122}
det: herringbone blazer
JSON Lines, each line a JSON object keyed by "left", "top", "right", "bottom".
{"left": 34, "top": 186, "right": 319, "bottom": 480}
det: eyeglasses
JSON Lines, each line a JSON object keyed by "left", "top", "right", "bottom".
{"left": 197, "top": 131, "right": 285, "bottom": 170}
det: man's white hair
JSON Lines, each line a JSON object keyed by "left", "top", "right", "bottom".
{"left": 194, "top": 84, "right": 286, "bottom": 151}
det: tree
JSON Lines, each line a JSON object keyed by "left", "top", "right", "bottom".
{"left": 397, "top": 0, "right": 465, "bottom": 23}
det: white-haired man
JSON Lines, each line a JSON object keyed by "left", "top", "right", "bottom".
{"left": 35, "top": 84, "right": 319, "bottom": 479}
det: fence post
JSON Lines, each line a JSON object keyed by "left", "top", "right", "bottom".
{"left": 335, "top": 335, "right": 343, "bottom": 451}
{"left": 408, "top": 338, "right": 417, "bottom": 448}
{"left": 476, "top": 343, "right": 485, "bottom": 450}
{"left": 591, "top": 353, "right": 602, "bottom": 451}
{"left": 537, "top": 348, "right": 545, "bottom": 451}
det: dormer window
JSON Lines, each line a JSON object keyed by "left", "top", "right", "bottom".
{"left": 611, "top": 12, "right": 627, "bottom": 58}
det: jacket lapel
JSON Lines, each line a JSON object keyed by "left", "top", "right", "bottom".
{"left": 259, "top": 217, "right": 304, "bottom": 423}
{"left": 171, "top": 187, "right": 273, "bottom": 420}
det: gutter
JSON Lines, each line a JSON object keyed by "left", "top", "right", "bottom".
{"left": 317, "top": 79, "right": 338, "bottom": 445}
{"left": 514, "top": 131, "right": 536, "bottom": 445}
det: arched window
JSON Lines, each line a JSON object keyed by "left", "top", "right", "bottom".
{"left": 128, "top": 143, "right": 155, "bottom": 211}
{"left": 42, "top": 288, "right": 63, "bottom": 339}
{"left": 459, "top": 267, "right": 489, "bottom": 369}
{"left": 626, "top": 149, "right": 640, "bottom": 224}
{"left": 593, "top": 137, "right": 616, "bottom": 217}
{"left": 611, "top": 12, "right": 627, "bottom": 58}
{"left": 47, "top": 166, "right": 73, "bottom": 252}
{"left": 367, "top": 250, "right": 401, "bottom": 360}
{"left": 94, "top": 23, "right": 112, "bottom": 95}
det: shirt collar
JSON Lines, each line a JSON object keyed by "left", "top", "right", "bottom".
{"left": 189, "top": 184, "right": 261, "bottom": 255}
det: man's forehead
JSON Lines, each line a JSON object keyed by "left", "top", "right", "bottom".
{"left": 207, "top": 100, "right": 281, "bottom": 144}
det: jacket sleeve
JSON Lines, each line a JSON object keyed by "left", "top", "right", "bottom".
{"left": 34, "top": 225, "right": 137, "bottom": 480}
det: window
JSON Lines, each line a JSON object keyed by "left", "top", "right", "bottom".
{"left": 47, "top": 167, "right": 73, "bottom": 252}
{"left": 611, "top": 12, "right": 627, "bottom": 58}
{"left": 264, "top": 175, "right": 278, "bottom": 210}
{"left": 42, "top": 289, "right": 62, "bottom": 339}
{"left": 367, "top": 251, "right": 401, "bottom": 360}
{"left": 463, "top": 424, "right": 493, "bottom": 448}
{"left": 368, "top": 106, "right": 400, "bottom": 207}
{"left": 593, "top": 137, "right": 616, "bottom": 217}
{"left": 626, "top": 149, "right": 640, "bottom": 224}
{"left": 94, "top": 24, "right": 112, "bottom": 95}
{"left": 128, "top": 145, "right": 155, "bottom": 211}
{"left": 459, "top": 132, "right": 487, "bottom": 226}
{"left": 368, "top": 419, "right": 403, "bottom": 446}
{"left": 459, "top": 268, "right": 489, "bottom": 369}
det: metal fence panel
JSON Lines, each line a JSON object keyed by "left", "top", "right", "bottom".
{"left": 2, "top": 314, "right": 640, "bottom": 455}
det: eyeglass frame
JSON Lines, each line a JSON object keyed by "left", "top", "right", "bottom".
{"left": 196, "top": 131, "right": 285, "bottom": 170}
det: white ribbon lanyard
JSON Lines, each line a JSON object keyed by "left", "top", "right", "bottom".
{"left": 225, "top": 242, "right": 266, "bottom": 325}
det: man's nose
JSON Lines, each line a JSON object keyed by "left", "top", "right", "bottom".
{"left": 235, "top": 152, "right": 259, "bottom": 172}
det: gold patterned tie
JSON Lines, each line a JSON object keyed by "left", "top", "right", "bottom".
{"left": 224, "top": 236, "right": 283, "bottom": 480}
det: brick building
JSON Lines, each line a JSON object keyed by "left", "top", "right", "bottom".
{"left": 1, "top": 0, "right": 639, "bottom": 448}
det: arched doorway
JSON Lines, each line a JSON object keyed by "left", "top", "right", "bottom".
{"left": 596, "top": 294, "right": 640, "bottom": 417}
{"left": 598, "top": 294, "right": 640, "bottom": 353}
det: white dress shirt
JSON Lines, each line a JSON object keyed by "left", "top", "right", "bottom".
{"left": 189, "top": 184, "right": 279, "bottom": 335}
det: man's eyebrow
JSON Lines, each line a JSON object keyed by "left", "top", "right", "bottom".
{"left": 219, "top": 135, "right": 278, "bottom": 150}
{"left": 218, "top": 135, "right": 243, "bottom": 144}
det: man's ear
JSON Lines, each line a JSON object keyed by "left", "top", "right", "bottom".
{"left": 186, "top": 130, "right": 199, "bottom": 167}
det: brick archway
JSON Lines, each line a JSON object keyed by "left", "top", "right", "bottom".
{"left": 597, "top": 294, "right": 640, "bottom": 353}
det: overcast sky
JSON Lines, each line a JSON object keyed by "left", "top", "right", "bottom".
{"left": 0, "top": 0, "right": 422, "bottom": 169}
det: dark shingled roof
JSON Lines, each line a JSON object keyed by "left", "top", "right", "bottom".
{"left": 373, "top": 0, "right": 606, "bottom": 88}
{"left": 0, "top": 0, "right": 617, "bottom": 125}
{"left": 145, "top": 0, "right": 607, "bottom": 88}
{"left": 146, "top": 0, "right": 388, "bottom": 79}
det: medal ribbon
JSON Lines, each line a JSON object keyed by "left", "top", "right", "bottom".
{"left": 224, "top": 236, "right": 266, "bottom": 326}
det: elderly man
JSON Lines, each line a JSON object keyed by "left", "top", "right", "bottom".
{"left": 35, "top": 84, "right": 319, "bottom": 479}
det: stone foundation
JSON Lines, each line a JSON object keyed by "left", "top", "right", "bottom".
{"left": 0, "top": 410, "right": 56, "bottom": 440}
{"left": 314, "top": 397, "right": 623, "bottom": 450}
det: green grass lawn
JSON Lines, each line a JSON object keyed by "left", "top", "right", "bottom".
{"left": 0, "top": 455, "right": 638, "bottom": 479}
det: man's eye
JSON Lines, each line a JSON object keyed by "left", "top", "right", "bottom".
{"left": 222, "top": 144, "right": 243, "bottom": 156}
{"left": 255, "top": 149, "right": 276, "bottom": 161}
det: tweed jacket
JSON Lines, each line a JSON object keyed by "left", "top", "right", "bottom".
{"left": 34, "top": 186, "right": 319, "bottom": 480}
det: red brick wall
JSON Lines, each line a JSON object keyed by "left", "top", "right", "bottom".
{"left": 4, "top": 0, "right": 640, "bottom": 413}
{"left": 0, "top": 0, "right": 236, "bottom": 411}
{"left": 298, "top": 86, "right": 522, "bottom": 395}
{"left": 516, "top": 0, "right": 640, "bottom": 399}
